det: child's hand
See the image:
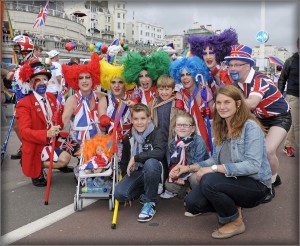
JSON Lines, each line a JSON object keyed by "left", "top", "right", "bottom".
{"left": 126, "top": 156, "right": 135, "bottom": 177}
{"left": 126, "top": 99, "right": 136, "bottom": 107}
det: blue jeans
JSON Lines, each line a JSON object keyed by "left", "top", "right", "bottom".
{"left": 184, "top": 173, "right": 269, "bottom": 224}
{"left": 114, "top": 158, "right": 162, "bottom": 203}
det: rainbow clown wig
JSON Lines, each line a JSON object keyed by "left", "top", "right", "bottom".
{"left": 62, "top": 53, "right": 100, "bottom": 91}
{"left": 100, "top": 58, "right": 136, "bottom": 91}
{"left": 82, "top": 133, "right": 113, "bottom": 164}
{"left": 121, "top": 51, "right": 171, "bottom": 86}
{"left": 169, "top": 56, "right": 211, "bottom": 85}
{"left": 187, "top": 28, "right": 238, "bottom": 64}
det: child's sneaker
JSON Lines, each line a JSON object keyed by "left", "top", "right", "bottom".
{"left": 137, "top": 202, "right": 156, "bottom": 223}
{"left": 160, "top": 190, "right": 176, "bottom": 199}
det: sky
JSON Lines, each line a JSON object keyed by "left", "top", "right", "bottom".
{"left": 126, "top": 0, "right": 299, "bottom": 53}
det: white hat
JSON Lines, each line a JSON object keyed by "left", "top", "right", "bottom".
{"left": 46, "top": 49, "right": 60, "bottom": 59}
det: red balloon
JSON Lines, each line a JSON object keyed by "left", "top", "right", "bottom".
{"left": 120, "top": 39, "right": 124, "bottom": 47}
{"left": 100, "top": 45, "right": 108, "bottom": 54}
{"left": 65, "top": 42, "right": 73, "bottom": 52}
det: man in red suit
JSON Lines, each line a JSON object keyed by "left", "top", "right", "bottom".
{"left": 16, "top": 60, "right": 71, "bottom": 187}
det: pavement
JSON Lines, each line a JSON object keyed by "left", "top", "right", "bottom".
{"left": 0, "top": 103, "right": 299, "bottom": 245}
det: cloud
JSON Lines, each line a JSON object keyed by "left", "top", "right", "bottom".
{"left": 126, "top": 0, "right": 298, "bottom": 52}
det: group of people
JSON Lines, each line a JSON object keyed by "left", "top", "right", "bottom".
{"left": 1, "top": 30, "right": 298, "bottom": 239}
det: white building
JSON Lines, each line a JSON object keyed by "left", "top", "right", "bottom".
{"left": 126, "top": 21, "right": 165, "bottom": 45}
{"left": 252, "top": 45, "right": 291, "bottom": 60}
{"left": 64, "top": 1, "right": 127, "bottom": 42}
{"left": 164, "top": 35, "right": 184, "bottom": 52}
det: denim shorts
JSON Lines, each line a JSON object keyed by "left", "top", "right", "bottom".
{"left": 259, "top": 111, "right": 291, "bottom": 132}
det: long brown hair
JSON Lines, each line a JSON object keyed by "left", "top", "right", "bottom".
{"left": 212, "top": 85, "right": 265, "bottom": 145}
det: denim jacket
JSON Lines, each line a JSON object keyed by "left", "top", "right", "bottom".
{"left": 169, "top": 134, "right": 209, "bottom": 167}
{"left": 198, "top": 119, "right": 272, "bottom": 189}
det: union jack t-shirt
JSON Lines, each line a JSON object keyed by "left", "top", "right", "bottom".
{"left": 238, "top": 69, "right": 289, "bottom": 119}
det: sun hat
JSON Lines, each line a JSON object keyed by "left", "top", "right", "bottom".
{"left": 46, "top": 49, "right": 60, "bottom": 59}
{"left": 224, "top": 44, "right": 255, "bottom": 67}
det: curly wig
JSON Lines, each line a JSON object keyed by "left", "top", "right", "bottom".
{"left": 169, "top": 56, "right": 211, "bottom": 85}
{"left": 82, "top": 133, "right": 113, "bottom": 164}
{"left": 188, "top": 28, "right": 238, "bottom": 64}
{"left": 100, "top": 59, "right": 136, "bottom": 91}
{"left": 62, "top": 53, "right": 100, "bottom": 91}
{"left": 121, "top": 51, "right": 171, "bottom": 86}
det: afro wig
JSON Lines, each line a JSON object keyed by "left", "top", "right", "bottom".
{"left": 62, "top": 53, "right": 100, "bottom": 91}
{"left": 121, "top": 51, "right": 171, "bottom": 86}
{"left": 188, "top": 28, "right": 238, "bottom": 64}
{"left": 100, "top": 59, "right": 136, "bottom": 91}
{"left": 169, "top": 56, "right": 211, "bottom": 85}
{"left": 82, "top": 133, "right": 113, "bottom": 165}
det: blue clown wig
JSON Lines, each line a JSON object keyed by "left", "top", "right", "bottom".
{"left": 169, "top": 56, "right": 211, "bottom": 85}
{"left": 188, "top": 28, "right": 238, "bottom": 64}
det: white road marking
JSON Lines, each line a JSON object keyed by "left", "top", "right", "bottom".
{"left": 1, "top": 199, "right": 98, "bottom": 245}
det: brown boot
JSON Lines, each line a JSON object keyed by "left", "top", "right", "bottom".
{"left": 212, "top": 207, "right": 246, "bottom": 239}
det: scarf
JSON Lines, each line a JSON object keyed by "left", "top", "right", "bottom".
{"left": 131, "top": 122, "right": 155, "bottom": 156}
{"left": 169, "top": 133, "right": 194, "bottom": 182}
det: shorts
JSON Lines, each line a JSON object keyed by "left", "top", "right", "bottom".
{"left": 41, "top": 146, "right": 64, "bottom": 162}
{"left": 259, "top": 111, "right": 291, "bottom": 132}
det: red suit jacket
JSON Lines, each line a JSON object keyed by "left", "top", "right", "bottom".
{"left": 16, "top": 92, "right": 57, "bottom": 178}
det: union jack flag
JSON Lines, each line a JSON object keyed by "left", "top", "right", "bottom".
{"left": 33, "top": 1, "right": 49, "bottom": 28}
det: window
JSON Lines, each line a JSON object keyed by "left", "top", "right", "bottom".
{"left": 132, "top": 30, "right": 134, "bottom": 35}
{"left": 117, "top": 3, "right": 121, "bottom": 8}
{"left": 117, "top": 22, "right": 121, "bottom": 29}
{"left": 123, "top": 4, "right": 125, "bottom": 9}
{"left": 123, "top": 23, "right": 125, "bottom": 29}
{"left": 107, "top": 16, "right": 111, "bottom": 22}
{"left": 123, "top": 13, "right": 125, "bottom": 19}
{"left": 140, "top": 30, "right": 143, "bottom": 35}
{"left": 117, "top": 13, "right": 120, "bottom": 18}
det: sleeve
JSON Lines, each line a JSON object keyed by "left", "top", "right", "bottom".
{"left": 190, "top": 135, "right": 210, "bottom": 163}
{"left": 277, "top": 58, "right": 291, "bottom": 93}
{"left": 55, "top": 63, "right": 62, "bottom": 77}
{"left": 16, "top": 98, "right": 49, "bottom": 145}
{"left": 134, "top": 128, "right": 166, "bottom": 163}
{"left": 223, "top": 122, "right": 265, "bottom": 177}
{"left": 119, "top": 136, "right": 131, "bottom": 176}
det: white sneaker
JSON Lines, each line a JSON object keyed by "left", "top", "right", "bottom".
{"left": 184, "top": 211, "right": 202, "bottom": 217}
{"left": 157, "top": 183, "right": 163, "bottom": 195}
{"left": 160, "top": 190, "right": 176, "bottom": 199}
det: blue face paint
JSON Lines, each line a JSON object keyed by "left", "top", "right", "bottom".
{"left": 36, "top": 84, "right": 47, "bottom": 94}
{"left": 229, "top": 70, "right": 240, "bottom": 82}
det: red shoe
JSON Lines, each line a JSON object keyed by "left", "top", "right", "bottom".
{"left": 283, "top": 146, "right": 295, "bottom": 157}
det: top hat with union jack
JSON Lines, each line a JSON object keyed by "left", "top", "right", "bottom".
{"left": 224, "top": 44, "right": 255, "bottom": 67}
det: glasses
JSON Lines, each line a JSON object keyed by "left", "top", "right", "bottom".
{"left": 228, "top": 63, "right": 248, "bottom": 68}
{"left": 176, "top": 124, "right": 192, "bottom": 128}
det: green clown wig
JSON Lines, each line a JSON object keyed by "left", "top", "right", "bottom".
{"left": 121, "top": 51, "right": 171, "bottom": 86}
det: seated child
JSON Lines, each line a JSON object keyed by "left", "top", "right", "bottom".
{"left": 114, "top": 103, "right": 168, "bottom": 223}
{"left": 160, "top": 111, "right": 209, "bottom": 199}
{"left": 80, "top": 134, "right": 113, "bottom": 174}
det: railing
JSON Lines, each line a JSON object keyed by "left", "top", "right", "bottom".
{"left": 5, "top": 2, "right": 81, "bottom": 24}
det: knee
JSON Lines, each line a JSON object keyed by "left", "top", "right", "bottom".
{"left": 59, "top": 152, "right": 71, "bottom": 165}
{"left": 143, "top": 158, "right": 162, "bottom": 175}
{"left": 114, "top": 184, "right": 127, "bottom": 202}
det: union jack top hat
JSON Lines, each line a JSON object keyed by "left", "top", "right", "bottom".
{"left": 224, "top": 44, "right": 255, "bottom": 67}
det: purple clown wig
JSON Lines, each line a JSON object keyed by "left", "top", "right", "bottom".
{"left": 187, "top": 28, "right": 238, "bottom": 64}
{"left": 169, "top": 56, "right": 211, "bottom": 85}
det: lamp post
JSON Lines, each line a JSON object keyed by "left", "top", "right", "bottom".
{"left": 259, "top": 0, "right": 266, "bottom": 72}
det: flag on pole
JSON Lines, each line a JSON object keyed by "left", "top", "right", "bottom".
{"left": 269, "top": 56, "right": 285, "bottom": 67}
{"left": 33, "top": 1, "right": 49, "bottom": 28}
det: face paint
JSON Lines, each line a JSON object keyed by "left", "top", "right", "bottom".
{"left": 229, "top": 70, "right": 240, "bottom": 82}
{"left": 33, "top": 77, "right": 48, "bottom": 94}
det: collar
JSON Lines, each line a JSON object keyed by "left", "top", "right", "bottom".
{"left": 33, "top": 90, "right": 45, "bottom": 103}
{"left": 244, "top": 68, "right": 255, "bottom": 84}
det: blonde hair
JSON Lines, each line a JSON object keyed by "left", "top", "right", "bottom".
{"left": 100, "top": 59, "right": 136, "bottom": 91}
{"left": 156, "top": 74, "right": 175, "bottom": 89}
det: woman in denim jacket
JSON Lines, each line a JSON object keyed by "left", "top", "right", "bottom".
{"left": 170, "top": 85, "right": 272, "bottom": 239}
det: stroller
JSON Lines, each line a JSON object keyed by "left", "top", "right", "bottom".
{"left": 73, "top": 122, "right": 119, "bottom": 212}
